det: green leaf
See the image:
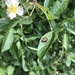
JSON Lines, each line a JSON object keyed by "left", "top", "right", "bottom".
{"left": 16, "top": 41, "right": 23, "bottom": 58}
{"left": 7, "top": 65, "right": 15, "bottom": 75}
{"left": 0, "top": 35, "right": 3, "bottom": 44}
{"left": 22, "top": 55, "right": 29, "bottom": 71}
{"left": 17, "top": 28, "right": 23, "bottom": 36}
{"left": 37, "top": 32, "right": 56, "bottom": 60}
{"left": 67, "top": 18, "right": 75, "bottom": 22}
{"left": 9, "top": 20, "right": 19, "bottom": 28}
{"left": 19, "top": 17, "right": 33, "bottom": 25}
{"left": 0, "top": 67, "right": 7, "bottom": 75}
{"left": 44, "top": 0, "right": 54, "bottom": 7}
{"left": 37, "top": 3, "right": 56, "bottom": 20}
{"left": 0, "top": 18, "right": 10, "bottom": 31}
{"left": 13, "top": 61, "right": 20, "bottom": 66}
{"left": 29, "top": 71, "right": 37, "bottom": 75}
{"left": 63, "top": 32, "right": 69, "bottom": 50}
{"left": 1, "top": 28, "right": 14, "bottom": 52}
{"left": 67, "top": 52, "right": 75, "bottom": 63}
{"left": 66, "top": 57, "right": 71, "bottom": 67}
{"left": 50, "top": 0, "right": 69, "bottom": 16}
{"left": 37, "top": 59, "right": 44, "bottom": 70}
{"left": 10, "top": 44, "right": 18, "bottom": 59}
{"left": 44, "top": 0, "right": 50, "bottom": 7}
{"left": 0, "top": 20, "right": 18, "bottom": 31}
{"left": 25, "top": 34, "right": 40, "bottom": 42}
{"left": 0, "top": 17, "right": 9, "bottom": 25}
{"left": 67, "top": 26, "right": 75, "bottom": 35}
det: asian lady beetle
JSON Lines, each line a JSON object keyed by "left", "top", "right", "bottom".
{"left": 41, "top": 37, "right": 48, "bottom": 42}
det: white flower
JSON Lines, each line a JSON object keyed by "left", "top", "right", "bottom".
{"left": 6, "top": 0, "right": 24, "bottom": 19}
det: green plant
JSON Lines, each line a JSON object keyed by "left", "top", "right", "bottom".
{"left": 0, "top": 0, "right": 75, "bottom": 75}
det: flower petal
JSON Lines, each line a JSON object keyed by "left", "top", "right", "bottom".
{"left": 7, "top": 10, "right": 16, "bottom": 19}
{"left": 16, "top": 6, "right": 24, "bottom": 16}
{"left": 9, "top": 13, "right": 16, "bottom": 19}
{"left": 6, "top": 0, "right": 12, "bottom": 7}
{"left": 11, "top": 0, "right": 19, "bottom": 5}
{"left": 6, "top": 0, "right": 19, "bottom": 7}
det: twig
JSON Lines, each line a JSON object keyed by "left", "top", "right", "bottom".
{"left": 33, "top": 0, "right": 37, "bottom": 5}
{"left": 30, "top": 5, "right": 35, "bottom": 16}
{"left": 19, "top": 24, "right": 23, "bottom": 29}
{"left": 57, "top": 38, "right": 62, "bottom": 44}
{"left": 54, "top": 48, "right": 65, "bottom": 65}
{"left": 29, "top": 0, "right": 37, "bottom": 16}
{"left": 48, "top": 20, "right": 53, "bottom": 31}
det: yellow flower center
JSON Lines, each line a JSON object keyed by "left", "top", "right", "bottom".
{"left": 8, "top": 5, "right": 18, "bottom": 13}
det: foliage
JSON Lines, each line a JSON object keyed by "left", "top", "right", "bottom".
{"left": 0, "top": 0, "right": 75, "bottom": 75}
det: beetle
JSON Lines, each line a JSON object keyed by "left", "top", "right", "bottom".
{"left": 41, "top": 37, "right": 48, "bottom": 42}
